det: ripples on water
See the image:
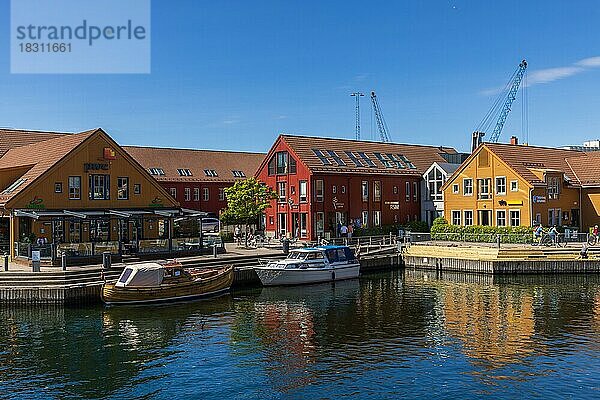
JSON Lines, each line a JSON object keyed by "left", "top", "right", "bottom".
{"left": 0, "top": 270, "right": 599, "bottom": 399}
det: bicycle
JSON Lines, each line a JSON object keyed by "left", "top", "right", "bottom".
{"left": 533, "top": 232, "right": 566, "bottom": 247}
{"left": 587, "top": 233, "right": 599, "bottom": 246}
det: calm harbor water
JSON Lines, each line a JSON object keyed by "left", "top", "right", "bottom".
{"left": 1, "top": 270, "right": 599, "bottom": 399}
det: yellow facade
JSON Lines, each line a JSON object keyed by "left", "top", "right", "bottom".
{"left": 443, "top": 146, "right": 580, "bottom": 228}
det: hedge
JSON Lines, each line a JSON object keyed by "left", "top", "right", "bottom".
{"left": 430, "top": 217, "right": 533, "bottom": 243}
{"left": 354, "top": 221, "right": 429, "bottom": 237}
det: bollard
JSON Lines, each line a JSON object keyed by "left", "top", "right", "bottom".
{"left": 3, "top": 255, "right": 8, "bottom": 271}
{"left": 61, "top": 253, "right": 67, "bottom": 271}
{"left": 102, "top": 252, "right": 111, "bottom": 269}
{"left": 213, "top": 244, "right": 218, "bottom": 258}
{"left": 282, "top": 238, "right": 290, "bottom": 255}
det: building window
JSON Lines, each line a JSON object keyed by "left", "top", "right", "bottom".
{"left": 89, "top": 174, "right": 110, "bottom": 200}
{"left": 232, "top": 170, "right": 246, "bottom": 178}
{"left": 184, "top": 187, "right": 191, "bottom": 201}
{"left": 426, "top": 168, "right": 444, "bottom": 201}
{"left": 405, "top": 182, "right": 410, "bottom": 202}
{"left": 149, "top": 168, "right": 165, "bottom": 176}
{"left": 278, "top": 182, "right": 287, "bottom": 202}
{"left": 451, "top": 210, "right": 461, "bottom": 225}
{"left": 413, "top": 182, "right": 418, "bottom": 202}
{"left": 393, "top": 186, "right": 398, "bottom": 194}
{"left": 315, "top": 180, "right": 324, "bottom": 202}
{"left": 535, "top": 213, "right": 541, "bottom": 224}
{"left": 547, "top": 176, "right": 560, "bottom": 199}
{"left": 203, "top": 187, "right": 209, "bottom": 201}
{"left": 464, "top": 210, "right": 473, "bottom": 226}
{"left": 117, "top": 177, "right": 129, "bottom": 200}
{"left": 290, "top": 186, "right": 296, "bottom": 195}
{"left": 276, "top": 151, "right": 289, "bottom": 174}
{"left": 194, "top": 187, "right": 200, "bottom": 201}
{"left": 177, "top": 168, "right": 193, "bottom": 176}
{"left": 170, "top": 188, "right": 176, "bottom": 198}
{"left": 463, "top": 179, "right": 473, "bottom": 196}
{"left": 299, "top": 213, "right": 308, "bottom": 237}
{"left": 55, "top": 182, "right": 62, "bottom": 193}
{"left": 362, "top": 181, "right": 368, "bottom": 202}
{"left": 341, "top": 185, "right": 346, "bottom": 194}
{"left": 510, "top": 210, "right": 520, "bottom": 226}
{"left": 373, "top": 211, "right": 381, "bottom": 227}
{"left": 332, "top": 185, "right": 337, "bottom": 194}
{"left": 204, "top": 169, "right": 218, "bottom": 177}
{"left": 134, "top": 184, "right": 141, "bottom": 195}
{"left": 510, "top": 180, "right": 519, "bottom": 192}
{"left": 315, "top": 212, "right": 324, "bottom": 236}
{"left": 268, "top": 157, "right": 276, "bottom": 175}
{"left": 68, "top": 176, "right": 81, "bottom": 200}
{"left": 497, "top": 210, "right": 507, "bottom": 227}
{"left": 373, "top": 181, "right": 381, "bottom": 202}
{"left": 496, "top": 177, "right": 506, "bottom": 195}
{"left": 299, "top": 181, "right": 307, "bottom": 202}
{"left": 362, "top": 211, "right": 368, "bottom": 228}
{"left": 477, "top": 178, "right": 491, "bottom": 200}
{"left": 219, "top": 188, "right": 225, "bottom": 201}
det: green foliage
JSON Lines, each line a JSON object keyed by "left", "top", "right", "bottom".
{"left": 432, "top": 217, "right": 448, "bottom": 226}
{"left": 220, "top": 178, "right": 277, "bottom": 226}
{"left": 430, "top": 223, "right": 533, "bottom": 243}
{"left": 219, "top": 231, "right": 234, "bottom": 243}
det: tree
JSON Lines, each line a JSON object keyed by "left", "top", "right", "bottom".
{"left": 220, "top": 177, "right": 277, "bottom": 246}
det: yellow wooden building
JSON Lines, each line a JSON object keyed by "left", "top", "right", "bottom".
{"left": 442, "top": 139, "right": 584, "bottom": 228}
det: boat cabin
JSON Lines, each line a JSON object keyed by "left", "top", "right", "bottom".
{"left": 115, "top": 262, "right": 187, "bottom": 288}
{"left": 279, "top": 246, "right": 357, "bottom": 269}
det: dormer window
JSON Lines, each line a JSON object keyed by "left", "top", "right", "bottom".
{"left": 177, "top": 168, "right": 192, "bottom": 176}
{"left": 149, "top": 168, "right": 165, "bottom": 176}
{"left": 232, "top": 170, "right": 246, "bottom": 178}
{"left": 204, "top": 169, "right": 218, "bottom": 177}
{"left": 2, "top": 178, "right": 27, "bottom": 194}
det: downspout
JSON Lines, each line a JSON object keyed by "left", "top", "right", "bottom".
{"left": 529, "top": 186, "right": 534, "bottom": 226}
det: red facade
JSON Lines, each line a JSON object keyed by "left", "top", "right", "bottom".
{"left": 257, "top": 137, "right": 422, "bottom": 240}
{"left": 159, "top": 181, "right": 228, "bottom": 215}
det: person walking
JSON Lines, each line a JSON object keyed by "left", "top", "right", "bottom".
{"left": 347, "top": 223, "right": 354, "bottom": 239}
{"left": 340, "top": 224, "right": 348, "bottom": 238}
{"left": 549, "top": 225, "right": 558, "bottom": 246}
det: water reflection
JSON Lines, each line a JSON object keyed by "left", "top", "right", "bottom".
{"left": 0, "top": 271, "right": 599, "bottom": 399}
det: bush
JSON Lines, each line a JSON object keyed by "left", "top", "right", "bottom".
{"left": 430, "top": 223, "right": 532, "bottom": 243}
{"left": 219, "top": 231, "right": 234, "bottom": 243}
{"left": 353, "top": 221, "right": 429, "bottom": 237}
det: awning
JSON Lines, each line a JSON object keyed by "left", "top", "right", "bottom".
{"left": 12, "top": 208, "right": 184, "bottom": 219}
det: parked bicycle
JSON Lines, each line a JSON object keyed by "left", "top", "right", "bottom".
{"left": 587, "top": 233, "right": 600, "bottom": 246}
{"left": 533, "top": 232, "right": 567, "bottom": 247}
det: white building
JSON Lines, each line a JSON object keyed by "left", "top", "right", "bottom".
{"left": 421, "top": 162, "right": 460, "bottom": 226}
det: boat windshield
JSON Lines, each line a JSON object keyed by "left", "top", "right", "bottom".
{"left": 287, "top": 251, "right": 308, "bottom": 260}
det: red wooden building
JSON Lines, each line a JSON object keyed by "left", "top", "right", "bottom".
{"left": 124, "top": 146, "right": 265, "bottom": 215}
{"left": 256, "top": 134, "right": 458, "bottom": 240}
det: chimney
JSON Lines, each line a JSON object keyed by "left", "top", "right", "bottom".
{"left": 510, "top": 136, "right": 518, "bottom": 145}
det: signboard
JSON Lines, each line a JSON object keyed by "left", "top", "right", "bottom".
{"left": 533, "top": 195, "right": 546, "bottom": 203}
{"left": 84, "top": 162, "right": 109, "bottom": 172}
{"left": 103, "top": 147, "right": 117, "bottom": 160}
{"left": 385, "top": 201, "right": 400, "bottom": 210}
{"left": 149, "top": 196, "right": 164, "bottom": 208}
{"left": 507, "top": 201, "right": 523, "bottom": 206}
{"left": 332, "top": 197, "right": 344, "bottom": 209}
{"left": 26, "top": 196, "right": 45, "bottom": 210}
{"left": 31, "top": 251, "right": 41, "bottom": 262}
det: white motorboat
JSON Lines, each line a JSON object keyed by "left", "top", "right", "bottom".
{"left": 255, "top": 245, "right": 360, "bottom": 286}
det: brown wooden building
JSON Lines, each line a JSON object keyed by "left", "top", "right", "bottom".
{"left": 256, "top": 134, "right": 459, "bottom": 240}
{"left": 123, "top": 146, "right": 265, "bottom": 215}
{"left": 0, "top": 128, "right": 207, "bottom": 264}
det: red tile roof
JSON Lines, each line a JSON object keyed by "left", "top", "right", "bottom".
{"left": 278, "top": 134, "right": 459, "bottom": 175}
{"left": 565, "top": 152, "right": 600, "bottom": 186}
{"left": 0, "top": 128, "right": 70, "bottom": 157}
{"left": 0, "top": 129, "right": 96, "bottom": 203}
{"left": 123, "top": 146, "right": 266, "bottom": 183}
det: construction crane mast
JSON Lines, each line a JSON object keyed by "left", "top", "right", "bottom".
{"left": 472, "top": 59, "right": 528, "bottom": 151}
{"left": 350, "top": 92, "right": 364, "bottom": 140}
{"left": 370, "top": 91, "right": 391, "bottom": 142}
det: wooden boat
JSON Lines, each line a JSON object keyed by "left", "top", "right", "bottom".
{"left": 254, "top": 245, "right": 360, "bottom": 286}
{"left": 101, "top": 261, "right": 234, "bottom": 305}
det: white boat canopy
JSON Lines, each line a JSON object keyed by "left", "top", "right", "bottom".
{"left": 115, "top": 263, "right": 165, "bottom": 288}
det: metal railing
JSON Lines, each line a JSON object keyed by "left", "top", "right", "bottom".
{"left": 429, "top": 232, "right": 589, "bottom": 245}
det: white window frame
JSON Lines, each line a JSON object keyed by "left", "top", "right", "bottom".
{"left": 362, "top": 181, "right": 369, "bottom": 202}
{"left": 509, "top": 209, "right": 520, "bottom": 227}
{"left": 496, "top": 210, "right": 507, "bottom": 227}
{"left": 463, "top": 178, "right": 473, "bottom": 196}
{"left": 405, "top": 182, "right": 410, "bottom": 202}
{"left": 184, "top": 187, "right": 191, "bottom": 201}
{"left": 219, "top": 188, "right": 225, "bottom": 201}
{"left": 278, "top": 182, "right": 287, "bottom": 203}
{"left": 299, "top": 181, "right": 308, "bottom": 202}
{"left": 203, "top": 187, "right": 209, "bottom": 201}
{"left": 452, "top": 184, "right": 459, "bottom": 194}
{"left": 510, "top": 180, "right": 519, "bottom": 192}
{"left": 495, "top": 176, "right": 506, "bottom": 195}
{"left": 451, "top": 210, "right": 461, "bottom": 225}
{"left": 170, "top": 187, "right": 176, "bottom": 198}
{"left": 361, "top": 211, "right": 368, "bottom": 228}
{"left": 193, "top": 187, "right": 200, "bottom": 201}
{"left": 373, "top": 210, "right": 381, "bottom": 227}
{"left": 463, "top": 210, "right": 473, "bottom": 226}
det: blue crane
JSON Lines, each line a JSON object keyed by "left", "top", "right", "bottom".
{"left": 370, "top": 91, "right": 392, "bottom": 142}
{"left": 472, "top": 60, "right": 528, "bottom": 151}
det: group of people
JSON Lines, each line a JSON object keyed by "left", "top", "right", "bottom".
{"left": 336, "top": 221, "right": 355, "bottom": 238}
{"left": 532, "top": 223, "right": 559, "bottom": 245}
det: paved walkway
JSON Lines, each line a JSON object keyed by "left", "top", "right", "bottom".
{"left": 0, "top": 243, "right": 286, "bottom": 273}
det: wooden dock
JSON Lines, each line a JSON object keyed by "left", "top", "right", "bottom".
{"left": 403, "top": 243, "right": 600, "bottom": 274}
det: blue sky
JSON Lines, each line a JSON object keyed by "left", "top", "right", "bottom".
{"left": 1, "top": 0, "right": 599, "bottom": 152}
